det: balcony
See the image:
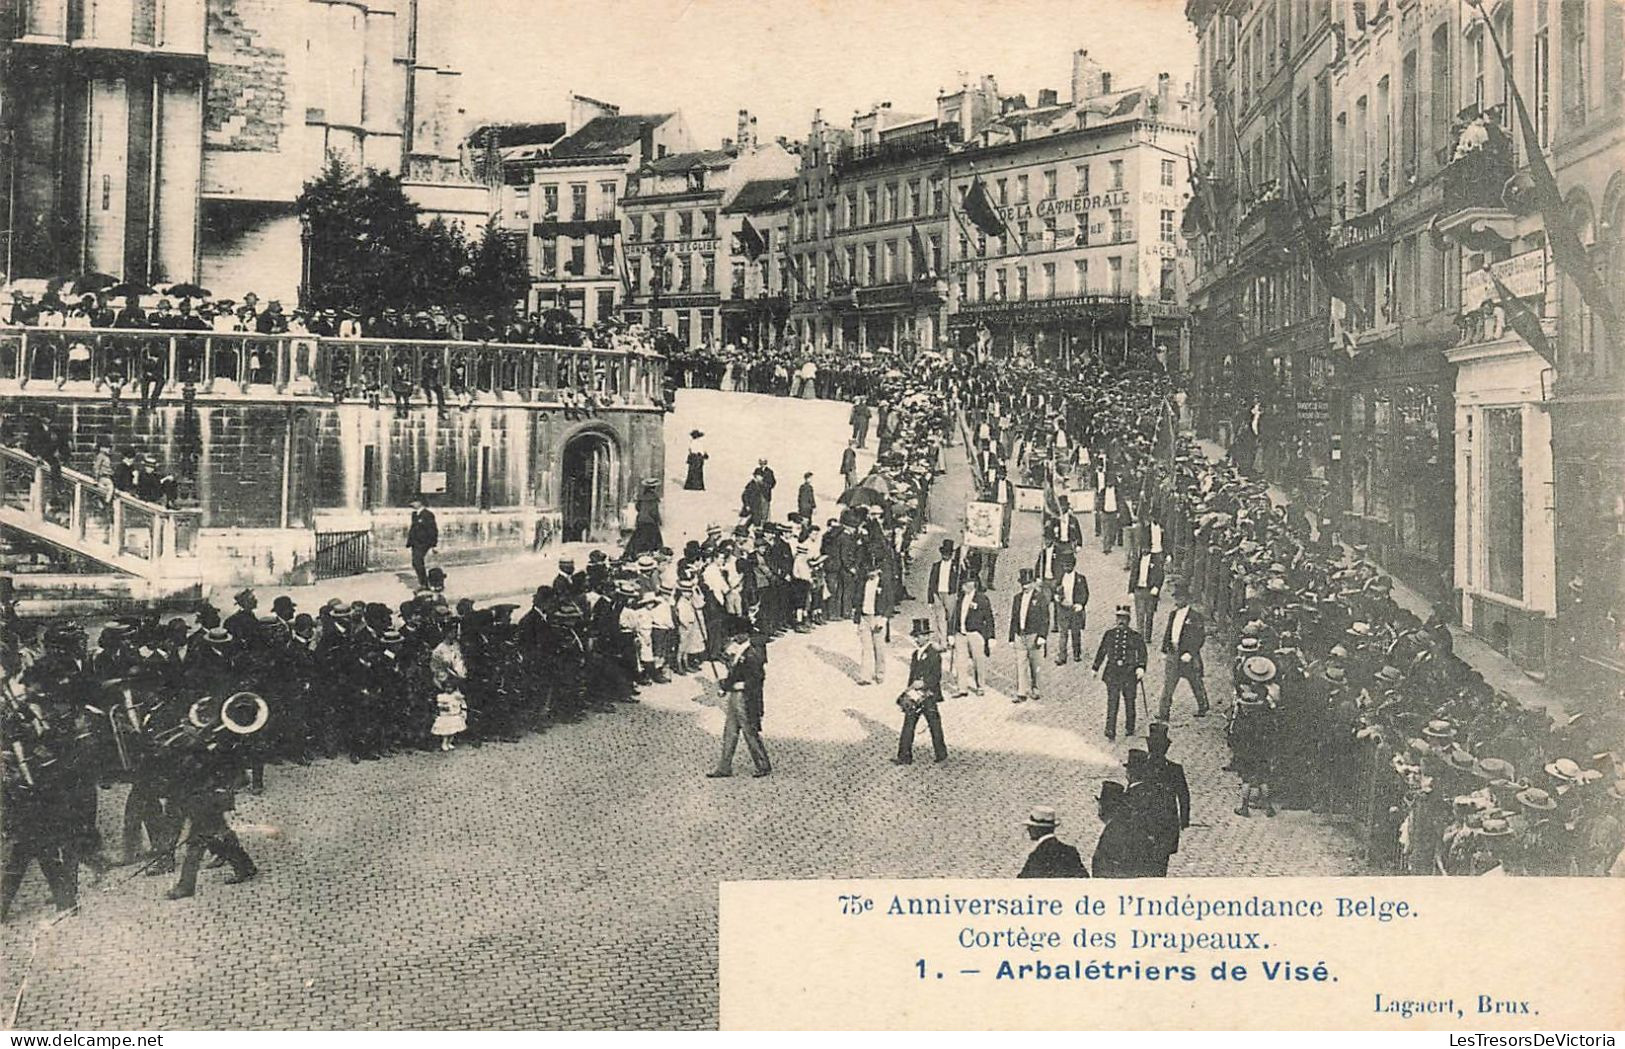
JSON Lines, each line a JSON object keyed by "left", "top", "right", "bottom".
{"left": 0, "top": 328, "right": 667, "bottom": 410}
{"left": 853, "top": 278, "right": 946, "bottom": 310}
{"left": 1441, "top": 145, "right": 1515, "bottom": 215}
{"left": 831, "top": 124, "right": 962, "bottom": 176}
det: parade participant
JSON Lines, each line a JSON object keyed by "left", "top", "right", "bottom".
{"left": 947, "top": 574, "right": 995, "bottom": 698}
{"left": 1125, "top": 748, "right": 1179, "bottom": 876}
{"left": 224, "top": 589, "right": 261, "bottom": 647}
{"left": 1017, "top": 805, "right": 1088, "bottom": 878}
{"left": 684, "top": 429, "right": 707, "bottom": 490}
{"left": 165, "top": 724, "right": 258, "bottom": 900}
{"left": 925, "top": 540, "right": 960, "bottom": 650}
{"left": 1092, "top": 604, "right": 1147, "bottom": 740}
{"left": 840, "top": 440, "right": 859, "bottom": 491}
{"left": 406, "top": 498, "right": 439, "bottom": 589}
{"left": 1230, "top": 683, "right": 1276, "bottom": 817}
{"left": 1008, "top": 569, "right": 1049, "bottom": 703}
{"left": 625, "top": 478, "right": 664, "bottom": 558}
{"left": 893, "top": 619, "right": 947, "bottom": 766}
{"left": 706, "top": 628, "right": 771, "bottom": 779}
{"left": 849, "top": 397, "right": 872, "bottom": 448}
{"left": 757, "top": 458, "right": 777, "bottom": 520}
{"left": 1128, "top": 547, "right": 1165, "bottom": 641}
{"left": 1146, "top": 723, "right": 1192, "bottom": 841}
{"left": 1051, "top": 560, "right": 1089, "bottom": 666}
{"left": 1091, "top": 781, "right": 1157, "bottom": 878}
{"left": 1157, "top": 584, "right": 1211, "bottom": 721}
{"left": 853, "top": 565, "right": 894, "bottom": 686}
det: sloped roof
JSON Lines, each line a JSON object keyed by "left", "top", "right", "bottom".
{"left": 466, "top": 121, "right": 567, "bottom": 149}
{"left": 723, "top": 177, "right": 796, "bottom": 214}
{"left": 645, "top": 148, "right": 736, "bottom": 174}
{"left": 550, "top": 113, "right": 675, "bottom": 158}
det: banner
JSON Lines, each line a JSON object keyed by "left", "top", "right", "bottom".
{"left": 962, "top": 500, "right": 1005, "bottom": 549}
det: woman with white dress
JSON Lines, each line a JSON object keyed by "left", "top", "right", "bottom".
{"left": 429, "top": 623, "right": 468, "bottom": 751}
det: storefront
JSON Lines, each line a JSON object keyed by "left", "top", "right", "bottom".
{"left": 1551, "top": 394, "right": 1625, "bottom": 696}
{"left": 1447, "top": 333, "right": 1555, "bottom": 673}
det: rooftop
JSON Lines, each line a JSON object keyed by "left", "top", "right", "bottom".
{"left": 549, "top": 113, "right": 675, "bottom": 158}
{"left": 644, "top": 148, "right": 737, "bottom": 174}
{"left": 722, "top": 177, "right": 797, "bottom": 213}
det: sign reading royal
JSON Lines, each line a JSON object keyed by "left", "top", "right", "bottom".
{"left": 995, "top": 190, "right": 1130, "bottom": 223}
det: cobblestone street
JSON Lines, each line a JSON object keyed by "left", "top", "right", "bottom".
{"left": 0, "top": 390, "right": 1363, "bottom": 1030}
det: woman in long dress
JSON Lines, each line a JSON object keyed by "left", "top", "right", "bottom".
{"left": 684, "top": 429, "right": 707, "bottom": 490}
{"left": 624, "top": 478, "right": 664, "bottom": 557}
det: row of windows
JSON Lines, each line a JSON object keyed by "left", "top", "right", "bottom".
{"left": 949, "top": 255, "right": 1179, "bottom": 304}
{"left": 513, "top": 180, "right": 619, "bottom": 223}
{"left": 624, "top": 208, "right": 720, "bottom": 243}
{"left": 536, "top": 235, "right": 616, "bottom": 279}
{"left": 626, "top": 253, "right": 719, "bottom": 294}
{"left": 622, "top": 308, "right": 721, "bottom": 347}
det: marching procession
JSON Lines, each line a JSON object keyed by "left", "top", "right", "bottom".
{"left": 4, "top": 332, "right": 1624, "bottom": 923}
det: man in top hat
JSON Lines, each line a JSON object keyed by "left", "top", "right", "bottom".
{"left": 407, "top": 497, "right": 439, "bottom": 589}
{"left": 840, "top": 440, "right": 859, "bottom": 491}
{"left": 947, "top": 574, "right": 996, "bottom": 697}
{"left": 849, "top": 397, "right": 872, "bottom": 448}
{"left": 1017, "top": 805, "right": 1088, "bottom": 878}
{"left": 1126, "top": 748, "right": 1179, "bottom": 876}
{"left": 707, "top": 626, "right": 771, "bottom": 778}
{"left": 1051, "top": 557, "right": 1090, "bottom": 666}
{"left": 1157, "top": 583, "right": 1211, "bottom": 721}
{"left": 1147, "top": 722, "right": 1191, "bottom": 840}
{"left": 1092, "top": 604, "right": 1147, "bottom": 740}
{"left": 926, "top": 539, "right": 961, "bottom": 650}
{"left": 893, "top": 618, "right": 947, "bottom": 765}
{"left": 1127, "top": 546, "right": 1166, "bottom": 641}
{"left": 1091, "top": 781, "right": 1157, "bottom": 878}
{"left": 1008, "top": 568, "right": 1050, "bottom": 703}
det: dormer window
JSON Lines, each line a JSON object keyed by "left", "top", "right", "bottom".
{"left": 687, "top": 170, "right": 705, "bottom": 192}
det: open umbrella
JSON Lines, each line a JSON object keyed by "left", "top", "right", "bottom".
{"left": 837, "top": 471, "right": 892, "bottom": 506}
{"left": 104, "top": 280, "right": 155, "bottom": 299}
{"left": 163, "top": 282, "right": 212, "bottom": 299}
{"left": 64, "top": 272, "right": 118, "bottom": 297}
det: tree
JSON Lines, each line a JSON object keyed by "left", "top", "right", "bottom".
{"left": 297, "top": 153, "right": 530, "bottom": 323}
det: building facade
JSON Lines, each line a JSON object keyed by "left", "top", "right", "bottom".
{"left": 619, "top": 113, "right": 798, "bottom": 348}
{"left": 0, "top": 0, "right": 481, "bottom": 303}
{"left": 506, "top": 101, "right": 693, "bottom": 325}
{"left": 946, "top": 54, "right": 1196, "bottom": 367}
{"left": 718, "top": 176, "right": 795, "bottom": 348}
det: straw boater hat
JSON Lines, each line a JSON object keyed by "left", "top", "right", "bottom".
{"left": 1241, "top": 656, "right": 1277, "bottom": 684}
{"left": 1422, "top": 719, "right": 1457, "bottom": 743}
{"left": 1516, "top": 787, "right": 1557, "bottom": 812}
{"left": 1025, "top": 805, "right": 1059, "bottom": 830}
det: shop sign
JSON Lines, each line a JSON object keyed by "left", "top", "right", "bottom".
{"left": 625, "top": 237, "right": 718, "bottom": 258}
{"left": 995, "top": 190, "right": 1130, "bottom": 223}
{"left": 1461, "top": 247, "right": 1545, "bottom": 310}
{"left": 1295, "top": 398, "right": 1331, "bottom": 422}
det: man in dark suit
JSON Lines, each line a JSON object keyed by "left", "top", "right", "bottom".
{"left": 406, "top": 498, "right": 438, "bottom": 588}
{"left": 1092, "top": 604, "right": 1146, "bottom": 740}
{"left": 797, "top": 472, "right": 816, "bottom": 521}
{"left": 840, "top": 441, "right": 859, "bottom": 490}
{"left": 947, "top": 575, "right": 995, "bottom": 697}
{"left": 1147, "top": 722, "right": 1192, "bottom": 846}
{"left": 925, "top": 539, "right": 960, "bottom": 649}
{"left": 1125, "top": 748, "right": 1179, "bottom": 876}
{"left": 849, "top": 398, "right": 871, "bottom": 448}
{"left": 893, "top": 619, "right": 947, "bottom": 765}
{"left": 757, "top": 458, "right": 777, "bottom": 519}
{"left": 1157, "top": 583, "right": 1211, "bottom": 720}
{"left": 1091, "top": 782, "right": 1158, "bottom": 878}
{"left": 1128, "top": 548, "right": 1166, "bottom": 640}
{"left": 706, "top": 628, "right": 770, "bottom": 778}
{"left": 1052, "top": 562, "right": 1089, "bottom": 665}
{"left": 1008, "top": 568, "right": 1049, "bottom": 703}
{"left": 1017, "top": 805, "right": 1088, "bottom": 878}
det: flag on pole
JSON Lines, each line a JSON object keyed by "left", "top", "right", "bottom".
{"left": 1483, "top": 262, "right": 1555, "bottom": 365}
{"left": 909, "top": 224, "right": 932, "bottom": 276}
{"left": 736, "top": 217, "right": 766, "bottom": 261}
{"left": 961, "top": 176, "right": 1005, "bottom": 237}
{"left": 1470, "top": 0, "right": 1619, "bottom": 356}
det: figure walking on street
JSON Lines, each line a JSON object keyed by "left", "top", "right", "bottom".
{"left": 893, "top": 619, "right": 947, "bottom": 765}
{"left": 707, "top": 628, "right": 771, "bottom": 779}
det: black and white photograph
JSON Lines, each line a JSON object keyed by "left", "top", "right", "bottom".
{"left": 0, "top": 0, "right": 1622, "bottom": 1033}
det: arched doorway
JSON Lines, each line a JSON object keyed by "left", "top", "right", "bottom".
{"left": 560, "top": 429, "right": 618, "bottom": 543}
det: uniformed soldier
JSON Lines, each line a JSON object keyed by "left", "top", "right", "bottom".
{"left": 1091, "top": 604, "right": 1147, "bottom": 740}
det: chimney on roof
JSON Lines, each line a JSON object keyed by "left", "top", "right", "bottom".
{"left": 1038, "top": 88, "right": 1058, "bottom": 107}
{"left": 722, "top": 137, "right": 735, "bottom": 152}
{"left": 1157, "top": 73, "right": 1172, "bottom": 111}
{"left": 748, "top": 115, "right": 758, "bottom": 150}
{"left": 1101, "top": 71, "right": 1113, "bottom": 94}
{"left": 737, "top": 109, "right": 751, "bottom": 151}
{"left": 1072, "top": 49, "right": 1104, "bottom": 104}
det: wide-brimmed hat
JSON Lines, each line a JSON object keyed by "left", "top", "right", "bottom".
{"left": 689, "top": 429, "right": 704, "bottom": 438}
{"left": 1477, "top": 816, "right": 1515, "bottom": 837}
{"left": 1241, "top": 656, "right": 1277, "bottom": 684}
{"left": 1444, "top": 748, "right": 1479, "bottom": 773}
{"left": 1474, "top": 757, "right": 1517, "bottom": 783}
{"left": 1516, "top": 786, "right": 1557, "bottom": 811}
{"left": 1544, "top": 757, "right": 1586, "bottom": 783}
{"left": 1025, "top": 806, "right": 1059, "bottom": 830}
{"left": 1236, "top": 636, "right": 1263, "bottom": 653}
{"left": 635, "top": 555, "right": 657, "bottom": 571}
{"left": 202, "top": 627, "right": 233, "bottom": 645}
{"left": 1422, "top": 719, "right": 1457, "bottom": 742}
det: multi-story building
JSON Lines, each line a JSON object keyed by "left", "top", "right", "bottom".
{"left": 945, "top": 52, "right": 1197, "bottom": 366}
{"left": 719, "top": 175, "right": 795, "bottom": 348}
{"left": 1325, "top": 0, "right": 1468, "bottom": 606}
{"left": 786, "top": 82, "right": 1003, "bottom": 352}
{"left": 512, "top": 98, "right": 693, "bottom": 325}
{"left": 1427, "top": 0, "right": 1624, "bottom": 685}
{"left": 619, "top": 111, "right": 798, "bottom": 348}
{"left": 1184, "top": 0, "right": 1342, "bottom": 506}
{"left": 0, "top": 0, "right": 480, "bottom": 302}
